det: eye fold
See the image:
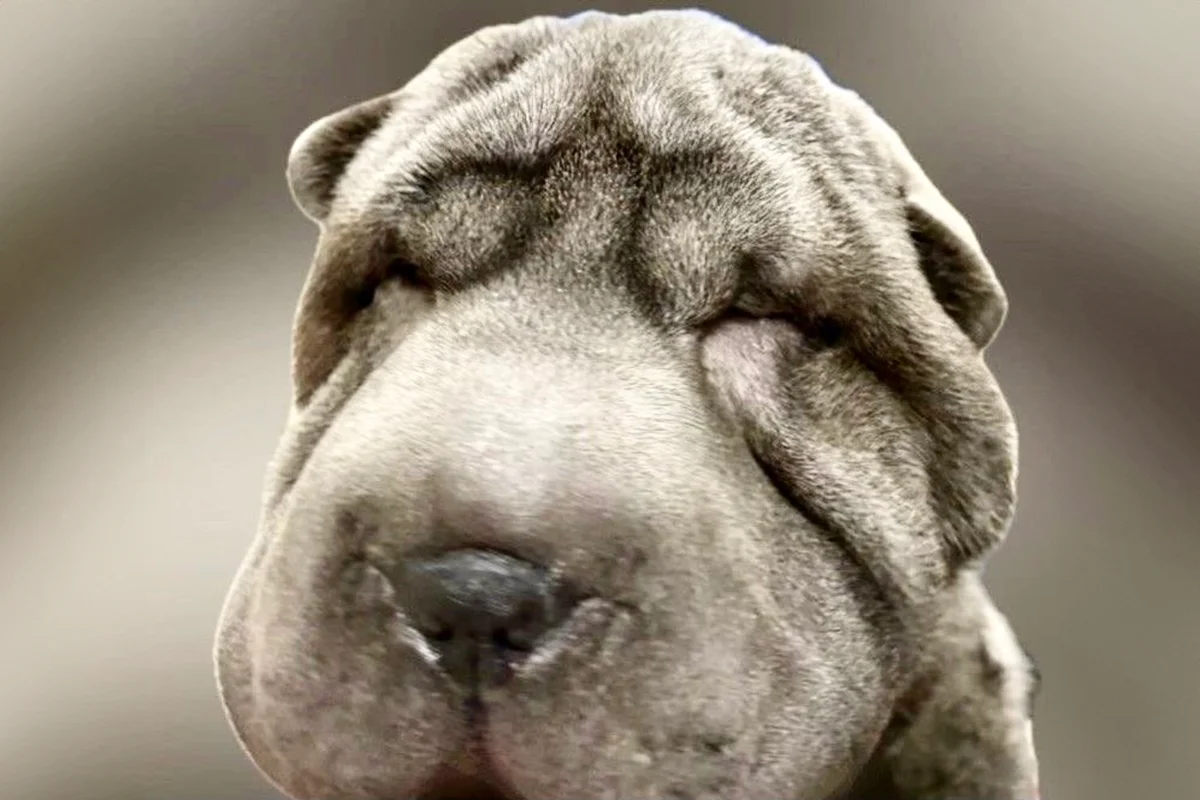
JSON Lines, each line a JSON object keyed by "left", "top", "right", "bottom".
{"left": 346, "top": 282, "right": 379, "bottom": 313}
{"left": 806, "top": 315, "right": 845, "bottom": 349}
{"left": 386, "top": 257, "right": 428, "bottom": 288}
{"left": 344, "top": 258, "right": 429, "bottom": 314}
{"left": 707, "top": 303, "right": 844, "bottom": 351}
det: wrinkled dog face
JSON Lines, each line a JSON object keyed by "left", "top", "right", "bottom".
{"left": 215, "top": 11, "right": 1036, "bottom": 800}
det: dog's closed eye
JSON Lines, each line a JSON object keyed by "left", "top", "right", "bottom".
{"left": 712, "top": 301, "right": 845, "bottom": 355}
{"left": 345, "top": 253, "right": 430, "bottom": 313}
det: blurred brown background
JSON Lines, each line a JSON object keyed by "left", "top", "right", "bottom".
{"left": 0, "top": 2, "right": 1196, "bottom": 799}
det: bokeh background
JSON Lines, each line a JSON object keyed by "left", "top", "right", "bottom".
{"left": 1, "top": 2, "right": 1196, "bottom": 799}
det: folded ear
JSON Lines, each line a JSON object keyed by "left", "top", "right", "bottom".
{"left": 286, "top": 94, "right": 395, "bottom": 224}
{"left": 839, "top": 89, "right": 1007, "bottom": 350}
{"left": 773, "top": 72, "right": 1019, "bottom": 568}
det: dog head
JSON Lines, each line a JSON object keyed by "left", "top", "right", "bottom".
{"left": 215, "top": 11, "right": 1021, "bottom": 799}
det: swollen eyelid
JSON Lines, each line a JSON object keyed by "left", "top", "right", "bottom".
{"left": 699, "top": 316, "right": 797, "bottom": 415}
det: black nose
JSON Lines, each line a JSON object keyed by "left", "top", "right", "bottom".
{"left": 397, "top": 549, "right": 576, "bottom": 688}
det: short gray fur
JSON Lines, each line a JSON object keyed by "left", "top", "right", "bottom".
{"left": 214, "top": 10, "right": 1040, "bottom": 799}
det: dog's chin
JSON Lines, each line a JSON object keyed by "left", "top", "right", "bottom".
{"left": 403, "top": 712, "right": 534, "bottom": 800}
{"left": 416, "top": 767, "right": 527, "bottom": 800}
{"left": 410, "top": 719, "right": 570, "bottom": 800}
{"left": 419, "top": 787, "right": 521, "bottom": 800}
{"left": 414, "top": 763, "right": 525, "bottom": 800}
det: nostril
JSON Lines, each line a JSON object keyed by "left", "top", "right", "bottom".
{"left": 492, "top": 626, "right": 535, "bottom": 653}
{"left": 396, "top": 548, "right": 577, "bottom": 687}
{"left": 427, "top": 625, "right": 455, "bottom": 643}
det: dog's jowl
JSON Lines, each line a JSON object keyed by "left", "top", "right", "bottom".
{"left": 214, "top": 10, "right": 1040, "bottom": 800}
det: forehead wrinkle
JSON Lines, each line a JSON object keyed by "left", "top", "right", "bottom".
{"left": 363, "top": 40, "right": 605, "bottom": 214}
{"left": 346, "top": 14, "right": 855, "bottom": 327}
{"left": 354, "top": 15, "right": 793, "bottom": 221}
{"left": 357, "top": 14, "right": 767, "bottom": 217}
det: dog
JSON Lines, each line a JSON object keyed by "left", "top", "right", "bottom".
{"left": 214, "top": 10, "right": 1041, "bottom": 799}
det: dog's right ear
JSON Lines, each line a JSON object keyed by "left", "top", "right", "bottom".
{"left": 286, "top": 95, "right": 395, "bottom": 224}
{"left": 833, "top": 87, "right": 1007, "bottom": 351}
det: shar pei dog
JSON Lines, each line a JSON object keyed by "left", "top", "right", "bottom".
{"left": 214, "top": 10, "right": 1042, "bottom": 800}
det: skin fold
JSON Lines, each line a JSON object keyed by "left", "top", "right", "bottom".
{"left": 214, "top": 10, "right": 1040, "bottom": 800}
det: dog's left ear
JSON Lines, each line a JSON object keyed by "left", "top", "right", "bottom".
{"left": 801, "top": 77, "right": 1018, "bottom": 565}
{"left": 840, "top": 89, "right": 1007, "bottom": 350}
{"left": 286, "top": 94, "right": 395, "bottom": 224}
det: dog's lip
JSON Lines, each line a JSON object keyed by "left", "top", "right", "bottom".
{"left": 391, "top": 592, "right": 635, "bottom": 691}
{"left": 505, "top": 595, "right": 635, "bottom": 683}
